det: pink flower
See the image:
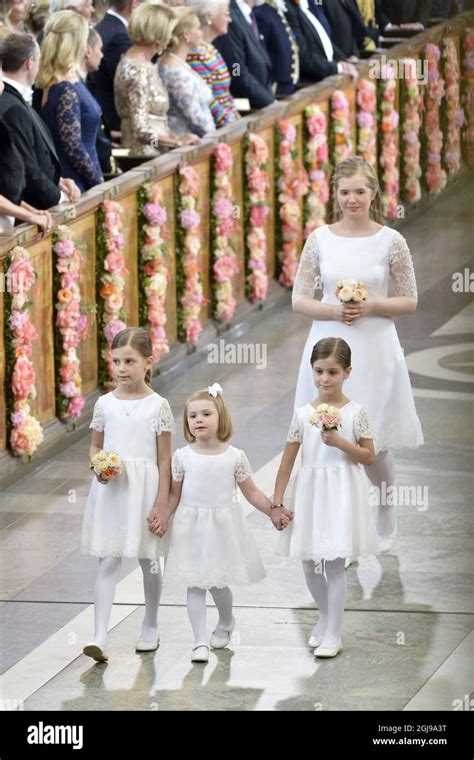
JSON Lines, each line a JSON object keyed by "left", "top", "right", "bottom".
{"left": 179, "top": 164, "right": 200, "bottom": 196}
{"left": 104, "top": 251, "right": 126, "bottom": 273}
{"left": 60, "top": 381, "right": 80, "bottom": 398}
{"left": 7, "top": 256, "right": 36, "bottom": 294}
{"left": 68, "top": 396, "right": 85, "bottom": 419}
{"left": 186, "top": 321, "right": 202, "bottom": 344}
{"left": 10, "top": 310, "right": 28, "bottom": 330}
{"left": 250, "top": 205, "right": 269, "bottom": 227}
{"left": 180, "top": 208, "right": 201, "bottom": 229}
{"left": 216, "top": 217, "right": 235, "bottom": 237}
{"left": 213, "top": 255, "right": 238, "bottom": 283}
{"left": 12, "top": 355, "right": 35, "bottom": 400}
{"left": 213, "top": 197, "right": 234, "bottom": 220}
{"left": 104, "top": 319, "right": 127, "bottom": 344}
{"left": 280, "top": 121, "right": 297, "bottom": 143}
{"left": 54, "top": 239, "right": 75, "bottom": 258}
{"left": 214, "top": 143, "right": 233, "bottom": 172}
{"left": 144, "top": 202, "right": 167, "bottom": 227}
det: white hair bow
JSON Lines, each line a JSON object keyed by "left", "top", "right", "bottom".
{"left": 208, "top": 383, "right": 223, "bottom": 398}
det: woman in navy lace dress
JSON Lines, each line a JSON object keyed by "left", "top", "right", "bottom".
{"left": 37, "top": 11, "right": 103, "bottom": 192}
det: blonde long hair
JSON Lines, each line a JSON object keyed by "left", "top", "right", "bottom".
{"left": 331, "top": 156, "right": 385, "bottom": 224}
{"left": 36, "top": 10, "right": 88, "bottom": 89}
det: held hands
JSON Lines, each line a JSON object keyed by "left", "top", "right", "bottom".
{"left": 59, "top": 178, "right": 81, "bottom": 202}
{"left": 271, "top": 506, "right": 293, "bottom": 531}
{"left": 147, "top": 507, "right": 168, "bottom": 538}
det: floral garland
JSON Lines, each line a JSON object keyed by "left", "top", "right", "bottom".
{"left": 275, "top": 120, "right": 308, "bottom": 287}
{"left": 400, "top": 58, "right": 422, "bottom": 204}
{"left": 442, "top": 37, "right": 464, "bottom": 176}
{"left": 96, "top": 199, "right": 128, "bottom": 391}
{"left": 244, "top": 133, "right": 270, "bottom": 302}
{"left": 137, "top": 181, "right": 170, "bottom": 363}
{"left": 331, "top": 90, "right": 353, "bottom": 165}
{"left": 304, "top": 105, "right": 330, "bottom": 238}
{"left": 356, "top": 79, "right": 377, "bottom": 169}
{"left": 211, "top": 143, "right": 239, "bottom": 322}
{"left": 379, "top": 68, "right": 400, "bottom": 220}
{"left": 52, "top": 225, "right": 88, "bottom": 422}
{"left": 462, "top": 29, "right": 474, "bottom": 168}
{"left": 176, "top": 163, "right": 207, "bottom": 344}
{"left": 4, "top": 246, "right": 43, "bottom": 458}
{"left": 425, "top": 43, "right": 447, "bottom": 195}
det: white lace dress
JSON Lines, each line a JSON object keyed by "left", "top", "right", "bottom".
{"left": 81, "top": 392, "right": 175, "bottom": 559}
{"left": 293, "top": 225, "right": 424, "bottom": 453}
{"left": 277, "top": 402, "right": 380, "bottom": 561}
{"left": 164, "top": 445, "right": 266, "bottom": 589}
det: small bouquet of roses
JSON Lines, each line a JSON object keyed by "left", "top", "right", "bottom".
{"left": 90, "top": 450, "right": 123, "bottom": 480}
{"left": 335, "top": 278, "right": 368, "bottom": 302}
{"left": 309, "top": 404, "right": 342, "bottom": 431}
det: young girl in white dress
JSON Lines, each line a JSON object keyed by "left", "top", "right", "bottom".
{"left": 81, "top": 327, "right": 175, "bottom": 662}
{"left": 274, "top": 337, "right": 380, "bottom": 659}
{"left": 148, "top": 384, "right": 292, "bottom": 663}
{"left": 292, "top": 157, "right": 423, "bottom": 551}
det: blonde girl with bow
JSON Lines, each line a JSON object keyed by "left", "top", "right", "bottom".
{"left": 148, "top": 383, "right": 292, "bottom": 663}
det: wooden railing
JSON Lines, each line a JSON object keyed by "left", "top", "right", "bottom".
{"left": 0, "top": 12, "right": 472, "bottom": 484}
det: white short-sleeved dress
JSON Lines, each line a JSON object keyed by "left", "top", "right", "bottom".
{"left": 164, "top": 445, "right": 266, "bottom": 589}
{"left": 81, "top": 391, "right": 175, "bottom": 560}
{"left": 277, "top": 401, "right": 380, "bottom": 561}
{"left": 293, "top": 225, "right": 424, "bottom": 453}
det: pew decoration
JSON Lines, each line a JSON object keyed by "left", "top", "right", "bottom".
{"left": 211, "top": 143, "right": 239, "bottom": 322}
{"left": 379, "top": 67, "right": 400, "bottom": 220}
{"left": 304, "top": 104, "right": 330, "bottom": 238}
{"left": 53, "top": 225, "right": 88, "bottom": 422}
{"left": 400, "top": 58, "right": 423, "bottom": 204}
{"left": 443, "top": 37, "right": 464, "bottom": 176}
{"left": 244, "top": 133, "right": 270, "bottom": 302}
{"left": 137, "top": 181, "right": 170, "bottom": 362}
{"left": 275, "top": 120, "right": 308, "bottom": 287}
{"left": 425, "top": 43, "right": 448, "bottom": 195}
{"left": 356, "top": 79, "right": 378, "bottom": 169}
{"left": 462, "top": 29, "right": 474, "bottom": 168}
{"left": 331, "top": 89, "right": 353, "bottom": 165}
{"left": 4, "top": 246, "right": 43, "bottom": 458}
{"left": 176, "top": 162, "right": 207, "bottom": 344}
{"left": 97, "top": 199, "right": 128, "bottom": 391}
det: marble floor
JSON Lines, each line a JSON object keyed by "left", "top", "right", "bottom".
{"left": 0, "top": 178, "right": 473, "bottom": 712}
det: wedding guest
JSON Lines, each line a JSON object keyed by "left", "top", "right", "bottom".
{"left": 187, "top": 0, "right": 240, "bottom": 127}
{"left": 159, "top": 7, "right": 215, "bottom": 136}
{"left": 61, "top": 0, "right": 95, "bottom": 23}
{"left": 37, "top": 11, "right": 103, "bottom": 191}
{"left": 213, "top": 0, "right": 274, "bottom": 109}
{"left": 253, "top": 0, "right": 300, "bottom": 96}
{"left": 114, "top": 2, "right": 199, "bottom": 156}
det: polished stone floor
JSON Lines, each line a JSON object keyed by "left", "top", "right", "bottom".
{"left": 0, "top": 177, "right": 473, "bottom": 711}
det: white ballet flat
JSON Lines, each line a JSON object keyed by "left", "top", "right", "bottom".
{"left": 379, "top": 527, "right": 397, "bottom": 553}
{"left": 135, "top": 632, "right": 160, "bottom": 652}
{"left": 83, "top": 642, "right": 108, "bottom": 662}
{"left": 191, "top": 645, "right": 209, "bottom": 663}
{"left": 344, "top": 557, "right": 357, "bottom": 569}
{"left": 308, "top": 634, "right": 323, "bottom": 648}
{"left": 210, "top": 617, "right": 235, "bottom": 649}
{"left": 315, "top": 640, "right": 343, "bottom": 659}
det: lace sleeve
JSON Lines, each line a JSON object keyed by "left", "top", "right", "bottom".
{"left": 292, "top": 232, "right": 321, "bottom": 306}
{"left": 89, "top": 397, "right": 104, "bottom": 432}
{"left": 354, "top": 406, "right": 375, "bottom": 440}
{"left": 235, "top": 450, "right": 253, "bottom": 483}
{"left": 388, "top": 231, "right": 418, "bottom": 299}
{"left": 152, "top": 399, "right": 175, "bottom": 435}
{"left": 165, "top": 67, "right": 215, "bottom": 137}
{"left": 56, "top": 83, "right": 103, "bottom": 188}
{"left": 171, "top": 449, "right": 185, "bottom": 482}
{"left": 287, "top": 411, "right": 303, "bottom": 443}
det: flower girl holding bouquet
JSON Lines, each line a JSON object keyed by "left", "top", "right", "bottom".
{"left": 81, "top": 327, "right": 175, "bottom": 662}
{"left": 274, "top": 337, "right": 380, "bottom": 659}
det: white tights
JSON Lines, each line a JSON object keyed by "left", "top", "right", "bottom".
{"left": 302, "top": 558, "right": 346, "bottom": 648}
{"left": 186, "top": 586, "right": 233, "bottom": 647}
{"left": 365, "top": 449, "right": 397, "bottom": 538}
{"left": 92, "top": 557, "right": 163, "bottom": 646}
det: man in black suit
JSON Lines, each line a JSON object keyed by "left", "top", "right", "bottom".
{"left": 0, "top": 33, "right": 80, "bottom": 209}
{"left": 213, "top": 0, "right": 274, "bottom": 109}
{"left": 88, "top": 0, "right": 135, "bottom": 136}
{"left": 381, "top": 0, "right": 433, "bottom": 27}
{"left": 285, "top": 0, "right": 358, "bottom": 84}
